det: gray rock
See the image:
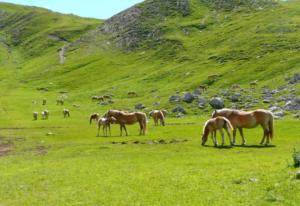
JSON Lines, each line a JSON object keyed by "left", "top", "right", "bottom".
{"left": 269, "top": 106, "right": 281, "bottom": 113}
{"left": 172, "top": 106, "right": 186, "bottom": 114}
{"left": 273, "top": 111, "right": 285, "bottom": 119}
{"left": 135, "top": 104, "right": 146, "bottom": 110}
{"left": 263, "top": 99, "right": 272, "bottom": 104}
{"left": 169, "top": 95, "right": 181, "bottom": 103}
{"left": 289, "top": 73, "right": 300, "bottom": 84}
{"left": 284, "top": 100, "right": 300, "bottom": 111}
{"left": 198, "top": 96, "right": 207, "bottom": 109}
{"left": 209, "top": 97, "right": 224, "bottom": 109}
{"left": 182, "top": 92, "right": 195, "bottom": 103}
{"left": 230, "top": 94, "right": 240, "bottom": 102}
{"left": 176, "top": 112, "right": 185, "bottom": 118}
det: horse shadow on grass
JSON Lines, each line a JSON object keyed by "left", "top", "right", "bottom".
{"left": 203, "top": 144, "right": 276, "bottom": 149}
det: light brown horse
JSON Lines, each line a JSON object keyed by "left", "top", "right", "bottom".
{"left": 201, "top": 116, "right": 233, "bottom": 146}
{"left": 89, "top": 113, "right": 100, "bottom": 124}
{"left": 105, "top": 110, "right": 147, "bottom": 136}
{"left": 149, "top": 110, "right": 166, "bottom": 126}
{"left": 212, "top": 109, "right": 274, "bottom": 145}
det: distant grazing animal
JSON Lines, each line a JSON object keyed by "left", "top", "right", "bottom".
{"left": 92, "top": 96, "right": 104, "bottom": 102}
{"left": 42, "top": 110, "right": 49, "bottom": 120}
{"left": 128, "top": 92, "right": 138, "bottom": 98}
{"left": 103, "top": 95, "right": 112, "bottom": 100}
{"left": 212, "top": 109, "right": 274, "bottom": 145}
{"left": 250, "top": 80, "right": 258, "bottom": 88}
{"left": 149, "top": 110, "right": 166, "bottom": 126}
{"left": 208, "top": 74, "right": 220, "bottom": 82}
{"left": 231, "top": 84, "right": 241, "bottom": 89}
{"left": 63, "top": 109, "right": 70, "bottom": 118}
{"left": 199, "top": 85, "right": 208, "bottom": 92}
{"left": 97, "top": 116, "right": 117, "bottom": 137}
{"left": 33, "top": 112, "right": 38, "bottom": 120}
{"left": 89, "top": 113, "right": 100, "bottom": 124}
{"left": 56, "top": 99, "right": 64, "bottom": 105}
{"left": 42, "top": 99, "right": 47, "bottom": 105}
{"left": 201, "top": 116, "right": 234, "bottom": 146}
{"left": 105, "top": 110, "right": 147, "bottom": 136}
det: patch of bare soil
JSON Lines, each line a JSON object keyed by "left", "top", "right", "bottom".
{"left": 36, "top": 145, "right": 50, "bottom": 156}
{"left": 0, "top": 142, "right": 12, "bottom": 156}
{"left": 110, "top": 139, "right": 188, "bottom": 145}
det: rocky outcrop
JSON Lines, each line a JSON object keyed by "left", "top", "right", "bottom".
{"left": 100, "top": 0, "right": 190, "bottom": 49}
{"left": 202, "top": 0, "right": 277, "bottom": 11}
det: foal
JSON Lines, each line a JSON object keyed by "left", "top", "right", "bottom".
{"left": 201, "top": 116, "right": 233, "bottom": 147}
{"left": 97, "top": 117, "right": 117, "bottom": 137}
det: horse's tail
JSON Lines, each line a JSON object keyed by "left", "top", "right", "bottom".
{"left": 223, "top": 117, "right": 233, "bottom": 131}
{"left": 269, "top": 114, "right": 274, "bottom": 139}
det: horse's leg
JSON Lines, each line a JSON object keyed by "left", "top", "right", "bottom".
{"left": 260, "top": 129, "right": 267, "bottom": 145}
{"left": 219, "top": 129, "right": 225, "bottom": 146}
{"left": 211, "top": 132, "right": 216, "bottom": 147}
{"left": 119, "top": 124, "right": 122, "bottom": 136}
{"left": 103, "top": 125, "right": 106, "bottom": 137}
{"left": 225, "top": 127, "right": 233, "bottom": 146}
{"left": 97, "top": 125, "right": 101, "bottom": 137}
{"left": 238, "top": 128, "right": 246, "bottom": 145}
{"left": 213, "top": 131, "right": 218, "bottom": 146}
{"left": 109, "top": 124, "right": 111, "bottom": 136}
{"left": 232, "top": 128, "right": 237, "bottom": 145}
{"left": 123, "top": 125, "right": 128, "bottom": 136}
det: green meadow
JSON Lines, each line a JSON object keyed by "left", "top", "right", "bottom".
{"left": 0, "top": 0, "right": 300, "bottom": 205}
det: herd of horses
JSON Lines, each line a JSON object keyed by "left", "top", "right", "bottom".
{"left": 90, "top": 108, "right": 274, "bottom": 146}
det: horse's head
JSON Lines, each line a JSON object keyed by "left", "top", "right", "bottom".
{"left": 109, "top": 116, "right": 117, "bottom": 124}
{"left": 201, "top": 121, "right": 210, "bottom": 146}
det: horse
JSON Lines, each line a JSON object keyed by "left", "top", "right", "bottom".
{"left": 149, "top": 110, "right": 166, "bottom": 126}
{"left": 89, "top": 113, "right": 100, "bottom": 124}
{"left": 42, "top": 110, "right": 49, "bottom": 120}
{"left": 97, "top": 117, "right": 117, "bottom": 137}
{"left": 212, "top": 109, "right": 274, "bottom": 145}
{"left": 201, "top": 116, "right": 234, "bottom": 146}
{"left": 128, "top": 92, "right": 138, "bottom": 98}
{"left": 42, "top": 99, "right": 47, "bottom": 105}
{"left": 105, "top": 110, "right": 147, "bottom": 136}
{"left": 63, "top": 109, "right": 70, "bottom": 118}
{"left": 33, "top": 112, "right": 38, "bottom": 120}
{"left": 56, "top": 99, "right": 64, "bottom": 105}
{"left": 250, "top": 80, "right": 258, "bottom": 88}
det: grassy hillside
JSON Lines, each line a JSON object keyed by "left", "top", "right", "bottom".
{"left": 0, "top": 1, "right": 299, "bottom": 205}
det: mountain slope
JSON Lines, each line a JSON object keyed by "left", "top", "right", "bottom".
{"left": 0, "top": 0, "right": 299, "bottom": 116}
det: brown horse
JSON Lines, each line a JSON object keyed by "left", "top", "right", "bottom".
{"left": 89, "top": 113, "right": 100, "bottom": 124}
{"left": 105, "top": 110, "right": 147, "bottom": 136}
{"left": 212, "top": 109, "right": 274, "bottom": 145}
{"left": 149, "top": 110, "right": 166, "bottom": 126}
{"left": 202, "top": 116, "right": 234, "bottom": 146}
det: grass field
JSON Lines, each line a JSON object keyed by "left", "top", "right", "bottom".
{"left": 0, "top": 0, "right": 300, "bottom": 205}
{"left": 0, "top": 103, "right": 299, "bottom": 205}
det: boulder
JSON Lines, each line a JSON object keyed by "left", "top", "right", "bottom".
{"left": 209, "top": 97, "right": 224, "bottom": 109}
{"left": 289, "top": 73, "right": 300, "bottom": 84}
{"left": 284, "top": 100, "right": 300, "bottom": 111}
{"left": 198, "top": 96, "right": 207, "bottom": 109}
{"left": 229, "top": 94, "right": 240, "bottom": 102}
{"left": 135, "top": 104, "right": 146, "bottom": 110}
{"left": 182, "top": 92, "right": 195, "bottom": 103}
{"left": 263, "top": 99, "right": 272, "bottom": 104}
{"left": 172, "top": 106, "right": 186, "bottom": 114}
{"left": 169, "top": 95, "right": 181, "bottom": 103}
{"left": 273, "top": 111, "right": 285, "bottom": 119}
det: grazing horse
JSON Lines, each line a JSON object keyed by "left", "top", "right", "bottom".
{"left": 212, "top": 109, "right": 274, "bottom": 145}
{"left": 105, "top": 110, "right": 147, "bottom": 136}
{"left": 56, "top": 99, "right": 64, "bottom": 105}
{"left": 63, "top": 109, "right": 70, "bottom": 118}
{"left": 89, "top": 113, "right": 100, "bottom": 124}
{"left": 149, "top": 110, "right": 166, "bottom": 126}
{"left": 201, "top": 116, "right": 233, "bottom": 146}
{"left": 33, "top": 112, "right": 38, "bottom": 120}
{"left": 42, "top": 99, "right": 47, "bottom": 105}
{"left": 42, "top": 110, "right": 49, "bottom": 120}
{"left": 97, "top": 117, "right": 117, "bottom": 137}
